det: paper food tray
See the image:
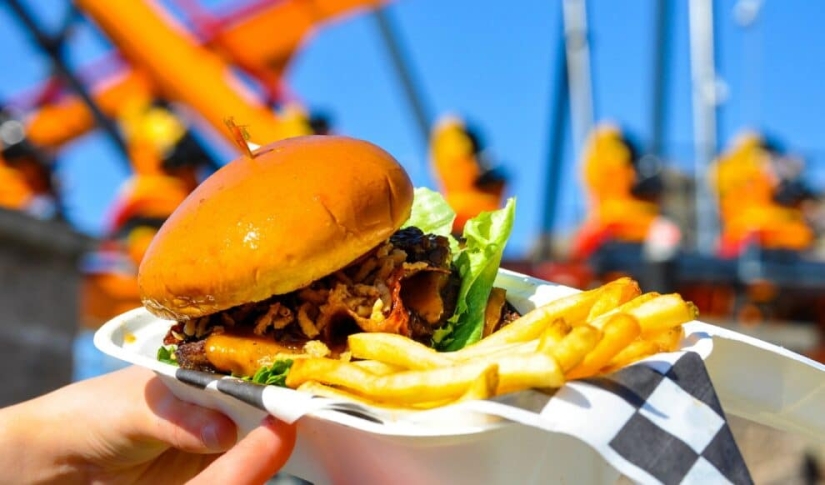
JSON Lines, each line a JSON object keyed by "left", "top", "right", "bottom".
{"left": 94, "top": 269, "right": 825, "bottom": 484}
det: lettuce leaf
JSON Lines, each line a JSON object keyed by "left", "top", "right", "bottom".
{"left": 157, "top": 345, "right": 178, "bottom": 366}
{"left": 405, "top": 191, "right": 516, "bottom": 351}
{"left": 250, "top": 360, "right": 293, "bottom": 386}
{"left": 402, "top": 187, "right": 460, "bottom": 254}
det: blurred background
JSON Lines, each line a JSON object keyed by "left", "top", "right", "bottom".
{"left": 0, "top": 0, "right": 823, "bottom": 482}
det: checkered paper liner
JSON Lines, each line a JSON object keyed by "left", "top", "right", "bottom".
{"left": 547, "top": 351, "right": 750, "bottom": 484}
{"left": 175, "top": 344, "right": 750, "bottom": 485}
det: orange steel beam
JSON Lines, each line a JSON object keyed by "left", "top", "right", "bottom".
{"left": 26, "top": 0, "right": 385, "bottom": 148}
{"left": 74, "top": 0, "right": 287, "bottom": 146}
{"left": 6, "top": 0, "right": 128, "bottom": 155}
{"left": 210, "top": 0, "right": 385, "bottom": 96}
{"left": 26, "top": 70, "right": 155, "bottom": 148}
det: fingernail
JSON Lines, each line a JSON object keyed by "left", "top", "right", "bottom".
{"left": 202, "top": 424, "right": 223, "bottom": 451}
{"left": 260, "top": 414, "right": 277, "bottom": 427}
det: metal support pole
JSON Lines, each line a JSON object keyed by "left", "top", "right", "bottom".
{"left": 688, "top": 0, "right": 720, "bottom": 253}
{"left": 562, "top": 0, "right": 594, "bottom": 161}
{"left": 650, "top": 0, "right": 672, "bottom": 157}
{"left": 371, "top": 7, "right": 431, "bottom": 150}
{"left": 536, "top": 13, "right": 570, "bottom": 261}
{"left": 5, "top": 0, "right": 128, "bottom": 157}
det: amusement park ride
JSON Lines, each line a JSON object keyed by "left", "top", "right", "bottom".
{"left": 1, "top": 0, "right": 388, "bottom": 336}
{"left": 524, "top": 0, "right": 825, "bottom": 361}
{"left": 0, "top": 0, "right": 824, "bottom": 363}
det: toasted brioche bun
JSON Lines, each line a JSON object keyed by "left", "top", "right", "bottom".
{"left": 138, "top": 135, "right": 414, "bottom": 321}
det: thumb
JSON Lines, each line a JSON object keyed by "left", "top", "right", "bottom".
{"left": 189, "top": 416, "right": 297, "bottom": 485}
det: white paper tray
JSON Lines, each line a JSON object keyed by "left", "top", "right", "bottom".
{"left": 94, "top": 269, "right": 825, "bottom": 484}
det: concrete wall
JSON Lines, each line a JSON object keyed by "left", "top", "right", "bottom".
{"left": 0, "top": 208, "right": 95, "bottom": 407}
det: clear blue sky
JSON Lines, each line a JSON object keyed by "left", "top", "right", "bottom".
{"left": 1, "top": 0, "right": 824, "bottom": 257}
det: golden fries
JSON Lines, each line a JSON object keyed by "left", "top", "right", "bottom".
{"left": 585, "top": 277, "right": 641, "bottom": 320}
{"left": 602, "top": 340, "right": 661, "bottom": 373}
{"left": 287, "top": 358, "right": 490, "bottom": 403}
{"left": 566, "top": 314, "right": 641, "bottom": 380}
{"left": 645, "top": 325, "right": 686, "bottom": 353}
{"left": 492, "top": 353, "right": 565, "bottom": 394}
{"left": 351, "top": 360, "right": 406, "bottom": 375}
{"left": 287, "top": 354, "right": 562, "bottom": 405}
{"left": 348, "top": 333, "right": 454, "bottom": 370}
{"left": 465, "top": 285, "right": 603, "bottom": 350}
{"left": 282, "top": 276, "right": 697, "bottom": 410}
{"left": 537, "top": 319, "right": 571, "bottom": 351}
{"left": 628, "top": 294, "right": 698, "bottom": 338}
{"left": 588, "top": 291, "right": 659, "bottom": 330}
{"left": 459, "top": 364, "right": 499, "bottom": 401}
{"left": 542, "top": 324, "right": 601, "bottom": 372}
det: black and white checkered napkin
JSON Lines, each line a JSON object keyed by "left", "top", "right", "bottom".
{"left": 544, "top": 351, "right": 751, "bottom": 484}
{"left": 176, "top": 349, "right": 751, "bottom": 485}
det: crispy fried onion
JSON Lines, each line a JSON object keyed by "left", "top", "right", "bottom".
{"left": 165, "top": 228, "right": 460, "bottom": 349}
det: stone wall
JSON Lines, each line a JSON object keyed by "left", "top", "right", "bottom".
{"left": 0, "top": 208, "right": 95, "bottom": 407}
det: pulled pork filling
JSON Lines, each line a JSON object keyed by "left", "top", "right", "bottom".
{"left": 164, "top": 226, "right": 519, "bottom": 372}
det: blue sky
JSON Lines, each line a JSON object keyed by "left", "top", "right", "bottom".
{"left": 1, "top": 0, "right": 824, "bottom": 257}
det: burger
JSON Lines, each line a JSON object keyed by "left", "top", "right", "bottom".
{"left": 139, "top": 135, "right": 517, "bottom": 379}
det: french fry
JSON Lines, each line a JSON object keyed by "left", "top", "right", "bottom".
{"left": 602, "top": 340, "right": 660, "bottom": 373}
{"left": 297, "top": 381, "right": 457, "bottom": 410}
{"left": 541, "top": 324, "right": 601, "bottom": 373}
{"left": 627, "top": 294, "right": 698, "bottom": 338}
{"left": 645, "top": 325, "right": 685, "bottom": 353}
{"left": 297, "top": 380, "right": 383, "bottom": 406}
{"left": 400, "top": 364, "right": 501, "bottom": 409}
{"left": 464, "top": 286, "right": 603, "bottom": 350}
{"left": 453, "top": 340, "right": 539, "bottom": 362}
{"left": 566, "top": 314, "right": 641, "bottom": 380}
{"left": 587, "top": 291, "right": 660, "bottom": 330}
{"left": 298, "top": 364, "right": 500, "bottom": 410}
{"left": 350, "top": 332, "right": 538, "bottom": 367}
{"left": 351, "top": 360, "right": 406, "bottom": 375}
{"left": 537, "top": 318, "right": 571, "bottom": 350}
{"left": 493, "top": 353, "right": 565, "bottom": 394}
{"left": 348, "top": 333, "right": 453, "bottom": 370}
{"left": 457, "top": 364, "right": 499, "bottom": 401}
{"left": 287, "top": 358, "right": 490, "bottom": 403}
{"left": 585, "top": 277, "right": 641, "bottom": 320}
{"left": 614, "top": 291, "right": 661, "bottom": 312}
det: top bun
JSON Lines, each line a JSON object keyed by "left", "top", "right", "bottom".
{"left": 138, "top": 135, "right": 414, "bottom": 320}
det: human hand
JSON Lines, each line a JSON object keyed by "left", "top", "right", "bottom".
{"left": 0, "top": 366, "right": 296, "bottom": 484}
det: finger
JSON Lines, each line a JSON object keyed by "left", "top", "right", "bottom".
{"left": 189, "top": 416, "right": 297, "bottom": 485}
{"left": 139, "top": 376, "right": 239, "bottom": 454}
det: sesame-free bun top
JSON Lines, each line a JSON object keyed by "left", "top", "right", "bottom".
{"left": 138, "top": 135, "right": 414, "bottom": 321}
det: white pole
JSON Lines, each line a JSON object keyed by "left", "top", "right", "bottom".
{"left": 688, "top": 0, "right": 720, "bottom": 254}
{"left": 562, "top": 0, "right": 595, "bottom": 162}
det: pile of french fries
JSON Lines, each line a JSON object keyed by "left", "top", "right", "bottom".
{"left": 285, "top": 277, "right": 698, "bottom": 410}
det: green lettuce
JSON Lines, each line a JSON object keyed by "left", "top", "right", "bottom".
{"left": 405, "top": 188, "right": 516, "bottom": 351}
{"left": 402, "top": 187, "right": 460, "bottom": 253}
{"left": 157, "top": 345, "right": 178, "bottom": 366}
{"left": 250, "top": 359, "right": 293, "bottom": 386}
